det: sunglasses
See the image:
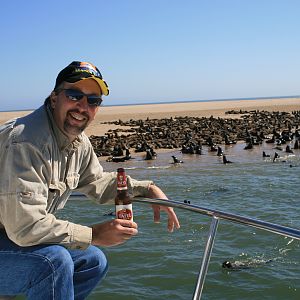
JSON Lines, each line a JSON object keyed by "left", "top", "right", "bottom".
{"left": 58, "top": 89, "right": 103, "bottom": 106}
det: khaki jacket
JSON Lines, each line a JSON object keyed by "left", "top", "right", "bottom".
{"left": 0, "top": 105, "right": 152, "bottom": 249}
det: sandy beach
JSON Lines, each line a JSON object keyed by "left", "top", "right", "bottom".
{"left": 0, "top": 97, "right": 299, "bottom": 137}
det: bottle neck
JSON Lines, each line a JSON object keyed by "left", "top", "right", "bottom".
{"left": 117, "top": 171, "right": 128, "bottom": 190}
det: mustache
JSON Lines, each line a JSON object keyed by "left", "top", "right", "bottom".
{"left": 67, "top": 109, "right": 90, "bottom": 120}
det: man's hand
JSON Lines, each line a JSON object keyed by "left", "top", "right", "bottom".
{"left": 148, "top": 184, "right": 180, "bottom": 232}
{"left": 91, "top": 219, "right": 138, "bottom": 247}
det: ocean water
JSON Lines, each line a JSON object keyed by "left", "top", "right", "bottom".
{"left": 57, "top": 141, "right": 300, "bottom": 300}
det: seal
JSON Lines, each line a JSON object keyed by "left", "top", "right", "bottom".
{"left": 286, "top": 145, "right": 294, "bottom": 153}
{"left": 217, "top": 146, "right": 224, "bottom": 156}
{"left": 222, "top": 259, "right": 273, "bottom": 270}
{"left": 144, "top": 148, "right": 155, "bottom": 160}
{"left": 171, "top": 155, "right": 183, "bottom": 164}
{"left": 223, "top": 155, "right": 233, "bottom": 164}
{"left": 273, "top": 152, "right": 280, "bottom": 162}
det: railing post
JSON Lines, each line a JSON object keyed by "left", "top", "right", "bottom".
{"left": 192, "top": 216, "right": 219, "bottom": 300}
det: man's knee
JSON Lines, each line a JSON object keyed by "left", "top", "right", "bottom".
{"left": 34, "top": 245, "right": 74, "bottom": 279}
{"left": 86, "top": 246, "right": 108, "bottom": 269}
{"left": 88, "top": 246, "right": 108, "bottom": 273}
{"left": 73, "top": 246, "right": 108, "bottom": 280}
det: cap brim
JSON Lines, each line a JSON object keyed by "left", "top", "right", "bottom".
{"left": 64, "top": 73, "right": 109, "bottom": 96}
{"left": 90, "top": 77, "right": 109, "bottom": 96}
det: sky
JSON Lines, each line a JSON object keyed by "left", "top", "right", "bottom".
{"left": 1, "top": 0, "right": 300, "bottom": 111}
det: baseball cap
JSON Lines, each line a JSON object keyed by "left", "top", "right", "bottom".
{"left": 55, "top": 61, "right": 109, "bottom": 96}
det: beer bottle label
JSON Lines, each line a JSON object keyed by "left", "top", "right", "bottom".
{"left": 115, "top": 204, "right": 133, "bottom": 221}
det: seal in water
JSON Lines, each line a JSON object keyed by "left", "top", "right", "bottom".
{"left": 286, "top": 145, "right": 294, "bottom": 153}
{"left": 144, "top": 148, "right": 155, "bottom": 160}
{"left": 222, "top": 259, "right": 273, "bottom": 270}
{"left": 223, "top": 155, "right": 233, "bottom": 164}
{"left": 217, "top": 146, "right": 224, "bottom": 156}
{"left": 171, "top": 155, "right": 183, "bottom": 164}
{"left": 273, "top": 152, "right": 280, "bottom": 162}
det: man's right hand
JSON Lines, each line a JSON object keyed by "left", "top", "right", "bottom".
{"left": 91, "top": 219, "right": 138, "bottom": 247}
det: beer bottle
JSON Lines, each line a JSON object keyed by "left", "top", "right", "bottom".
{"left": 115, "top": 168, "right": 133, "bottom": 221}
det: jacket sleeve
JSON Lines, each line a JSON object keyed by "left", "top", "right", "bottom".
{"left": 0, "top": 141, "right": 92, "bottom": 249}
{"left": 76, "top": 142, "right": 153, "bottom": 204}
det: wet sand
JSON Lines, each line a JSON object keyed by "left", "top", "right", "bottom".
{"left": 0, "top": 97, "right": 299, "bottom": 136}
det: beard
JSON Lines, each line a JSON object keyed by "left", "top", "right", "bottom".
{"left": 63, "top": 109, "right": 90, "bottom": 137}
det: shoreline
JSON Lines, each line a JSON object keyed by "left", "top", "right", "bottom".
{"left": 0, "top": 97, "right": 299, "bottom": 137}
{"left": 87, "top": 97, "right": 300, "bottom": 136}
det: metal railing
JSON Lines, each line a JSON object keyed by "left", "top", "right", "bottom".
{"left": 132, "top": 197, "right": 300, "bottom": 300}
{"left": 69, "top": 194, "right": 300, "bottom": 299}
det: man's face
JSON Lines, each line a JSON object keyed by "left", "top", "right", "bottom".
{"left": 50, "top": 78, "right": 101, "bottom": 141}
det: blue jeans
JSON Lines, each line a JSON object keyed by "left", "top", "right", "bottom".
{"left": 0, "top": 231, "right": 108, "bottom": 300}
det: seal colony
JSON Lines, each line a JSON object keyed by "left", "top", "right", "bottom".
{"left": 89, "top": 110, "right": 300, "bottom": 159}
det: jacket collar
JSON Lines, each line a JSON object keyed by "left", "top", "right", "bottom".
{"left": 45, "top": 104, "right": 83, "bottom": 151}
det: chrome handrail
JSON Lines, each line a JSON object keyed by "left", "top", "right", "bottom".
{"left": 70, "top": 194, "right": 300, "bottom": 299}
{"left": 133, "top": 197, "right": 300, "bottom": 299}
{"left": 133, "top": 197, "right": 300, "bottom": 240}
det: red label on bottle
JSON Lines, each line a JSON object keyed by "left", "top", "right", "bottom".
{"left": 117, "top": 209, "right": 132, "bottom": 220}
{"left": 115, "top": 204, "right": 133, "bottom": 221}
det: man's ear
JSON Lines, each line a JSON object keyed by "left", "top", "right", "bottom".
{"left": 50, "top": 91, "right": 57, "bottom": 109}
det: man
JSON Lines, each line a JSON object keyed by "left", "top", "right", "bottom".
{"left": 0, "top": 61, "right": 180, "bottom": 299}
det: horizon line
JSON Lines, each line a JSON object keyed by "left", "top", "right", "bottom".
{"left": 1, "top": 94, "right": 300, "bottom": 113}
